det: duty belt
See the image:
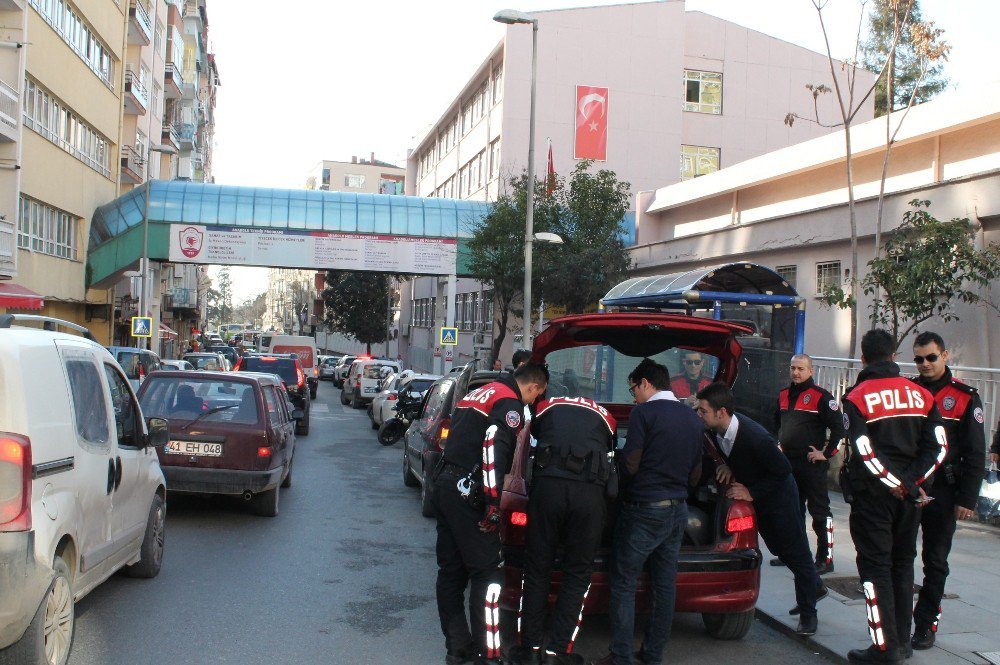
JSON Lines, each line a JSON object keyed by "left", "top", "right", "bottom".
{"left": 439, "top": 461, "right": 471, "bottom": 477}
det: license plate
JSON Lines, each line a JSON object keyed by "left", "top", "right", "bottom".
{"left": 364, "top": 387, "right": 377, "bottom": 394}
{"left": 165, "top": 440, "right": 223, "bottom": 457}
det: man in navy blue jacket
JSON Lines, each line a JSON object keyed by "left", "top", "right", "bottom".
{"left": 592, "top": 359, "right": 703, "bottom": 665}
{"left": 696, "top": 382, "right": 824, "bottom": 637}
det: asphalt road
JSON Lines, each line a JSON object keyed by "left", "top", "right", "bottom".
{"left": 67, "top": 385, "right": 834, "bottom": 665}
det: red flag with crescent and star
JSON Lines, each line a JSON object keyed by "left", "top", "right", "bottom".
{"left": 546, "top": 138, "right": 555, "bottom": 196}
{"left": 574, "top": 85, "right": 608, "bottom": 161}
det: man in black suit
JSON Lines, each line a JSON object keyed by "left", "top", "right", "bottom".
{"left": 696, "top": 382, "right": 824, "bottom": 636}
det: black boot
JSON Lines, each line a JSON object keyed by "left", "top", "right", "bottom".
{"left": 815, "top": 560, "right": 835, "bottom": 575}
{"left": 508, "top": 645, "right": 542, "bottom": 665}
{"left": 543, "top": 652, "right": 585, "bottom": 665}
{"left": 446, "top": 644, "right": 477, "bottom": 665}
{"left": 795, "top": 614, "right": 818, "bottom": 636}
{"left": 847, "top": 646, "right": 904, "bottom": 663}
{"left": 911, "top": 626, "right": 935, "bottom": 650}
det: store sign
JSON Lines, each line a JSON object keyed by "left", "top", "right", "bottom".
{"left": 168, "top": 225, "right": 458, "bottom": 275}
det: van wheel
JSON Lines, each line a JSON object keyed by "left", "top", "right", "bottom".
{"left": 296, "top": 415, "right": 309, "bottom": 436}
{"left": 420, "top": 476, "right": 435, "bottom": 518}
{"left": 310, "top": 385, "right": 317, "bottom": 400}
{"left": 403, "top": 452, "right": 419, "bottom": 487}
{"left": 126, "top": 494, "right": 165, "bottom": 579}
{"left": 702, "top": 609, "right": 755, "bottom": 640}
{"left": 340, "top": 391, "right": 349, "bottom": 406}
{"left": 252, "top": 487, "right": 280, "bottom": 517}
{"left": 281, "top": 459, "right": 293, "bottom": 488}
{"left": 0, "top": 555, "right": 74, "bottom": 665}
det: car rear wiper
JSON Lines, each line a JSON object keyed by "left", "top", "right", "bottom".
{"left": 180, "top": 404, "right": 239, "bottom": 430}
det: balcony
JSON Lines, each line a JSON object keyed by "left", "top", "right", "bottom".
{"left": 128, "top": 1, "right": 152, "bottom": 45}
{"left": 0, "top": 78, "right": 18, "bottom": 143}
{"left": 123, "top": 68, "right": 148, "bottom": 116}
{"left": 165, "top": 287, "right": 198, "bottom": 311}
{"left": 120, "top": 145, "right": 145, "bottom": 184}
{"left": 164, "top": 62, "right": 184, "bottom": 99}
{"left": 161, "top": 122, "right": 180, "bottom": 151}
{"left": 174, "top": 122, "right": 196, "bottom": 150}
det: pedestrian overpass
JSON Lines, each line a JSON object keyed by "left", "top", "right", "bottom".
{"left": 87, "top": 180, "right": 491, "bottom": 289}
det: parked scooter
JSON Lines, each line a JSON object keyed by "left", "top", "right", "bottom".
{"left": 377, "top": 390, "right": 424, "bottom": 446}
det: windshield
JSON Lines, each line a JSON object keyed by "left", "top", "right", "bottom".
{"left": 402, "top": 379, "right": 435, "bottom": 394}
{"left": 139, "top": 377, "right": 260, "bottom": 424}
{"left": 241, "top": 357, "right": 297, "bottom": 384}
{"left": 543, "top": 345, "right": 722, "bottom": 404}
{"left": 363, "top": 364, "right": 393, "bottom": 379}
{"left": 185, "top": 355, "right": 224, "bottom": 371}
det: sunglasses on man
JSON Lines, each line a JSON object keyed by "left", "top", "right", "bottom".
{"left": 913, "top": 353, "right": 940, "bottom": 365}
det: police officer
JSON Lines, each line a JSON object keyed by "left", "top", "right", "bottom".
{"left": 669, "top": 351, "right": 711, "bottom": 404}
{"left": 841, "top": 330, "right": 946, "bottom": 663}
{"left": 512, "top": 396, "right": 617, "bottom": 665}
{"left": 910, "top": 332, "right": 985, "bottom": 650}
{"left": 774, "top": 354, "right": 845, "bottom": 574}
{"left": 433, "top": 363, "right": 549, "bottom": 665}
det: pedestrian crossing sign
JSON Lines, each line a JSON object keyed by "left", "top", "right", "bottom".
{"left": 440, "top": 327, "right": 458, "bottom": 346}
{"left": 131, "top": 316, "right": 153, "bottom": 338}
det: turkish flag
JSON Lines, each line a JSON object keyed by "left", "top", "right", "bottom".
{"left": 574, "top": 85, "right": 609, "bottom": 161}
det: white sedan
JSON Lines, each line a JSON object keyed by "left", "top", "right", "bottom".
{"left": 370, "top": 372, "right": 441, "bottom": 428}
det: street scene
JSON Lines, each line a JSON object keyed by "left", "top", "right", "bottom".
{"left": 2, "top": 0, "right": 1000, "bottom": 665}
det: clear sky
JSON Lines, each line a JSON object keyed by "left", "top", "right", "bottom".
{"left": 208, "top": 0, "right": 997, "bottom": 303}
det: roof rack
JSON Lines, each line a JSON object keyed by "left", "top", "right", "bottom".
{"left": 0, "top": 314, "right": 96, "bottom": 341}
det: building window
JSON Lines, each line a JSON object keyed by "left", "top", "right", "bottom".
{"left": 481, "top": 290, "right": 494, "bottom": 330}
{"left": 321, "top": 168, "right": 330, "bottom": 186}
{"left": 462, "top": 103, "right": 473, "bottom": 135}
{"left": 489, "top": 139, "right": 501, "bottom": 181}
{"left": 680, "top": 145, "right": 720, "bottom": 181}
{"left": 816, "top": 261, "right": 842, "bottom": 294}
{"left": 775, "top": 265, "right": 797, "bottom": 290}
{"left": 29, "top": 0, "right": 115, "bottom": 89}
{"left": 683, "top": 70, "right": 722, "bottom": 115}
{"left": 22, "top": 77, "right": 111, "bottom": 178}
{"left": 344, "top": 174, "right": 366, "bottom": 189}
{"left": 18, "top": 195, "right": 80, "bottom": 260}
{"left": 492, "top": 64, "right": 503, "bottom": 105}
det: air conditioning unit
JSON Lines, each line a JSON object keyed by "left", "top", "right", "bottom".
{"left": 399, "top": 323, "right": 410, "bottom": 336}
{"left": 473, "top": 332, "right": 485, "bottom": 345}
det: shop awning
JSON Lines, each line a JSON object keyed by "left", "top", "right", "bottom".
{"left": 159, "top": 322, "right": 178, "bottom": 339}
{"left": 0, "top": 283, "right": 45, "bottom": 310}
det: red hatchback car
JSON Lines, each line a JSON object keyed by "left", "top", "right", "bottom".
{"left": 136, "top": 371, "right": 298, "bottom": 517}
{"left": 498, "top": 313, "right": 762, "bottom": 640}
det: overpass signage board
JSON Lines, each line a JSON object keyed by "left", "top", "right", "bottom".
{"left": 168, "top": 225, "right": 458, "bottom": 275}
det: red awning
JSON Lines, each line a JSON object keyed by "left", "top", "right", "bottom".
{"left": 159, "top": 322, "right": 178, "bottom": 339}
{"left": 0, "top": 283, "right": 45, "bottom": 310}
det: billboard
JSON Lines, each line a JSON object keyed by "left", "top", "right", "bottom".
{"left": 575, "top": 85, "right": 609, "bottom": 161}
{"left": 168, "top": 225, "right": 458, "bottom": 275}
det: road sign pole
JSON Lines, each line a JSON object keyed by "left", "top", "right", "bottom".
{"left": 444, "top": 274, "right": 456, "bottom": 374}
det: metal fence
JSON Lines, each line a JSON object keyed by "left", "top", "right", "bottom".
{"left": 812, "top": 356, "right": 1000, "bottom": 442}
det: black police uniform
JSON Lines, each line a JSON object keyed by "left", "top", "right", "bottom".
{"left": 912, "top": 369, "right": 986, "bottom": 640}
{"left": 842, "top": 361, "right": 946, "bottom": 661}
{"left": 776, "top": 378, "right": 846, "bottom": 568}
{"left": 517, "top": 397, "right": 617, "bottom": 662}
{"left": 433, "top": 376, "right": 526, "bottom": 664}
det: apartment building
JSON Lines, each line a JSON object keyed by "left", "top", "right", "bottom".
{"left": 0, "top": 1, "right": 25, "bottom": 286}
{"left": 305, "top": 154, "right": 405, "bottom": 195}
{"left": 398, "top": 0, "right": 876, "bottom": 372}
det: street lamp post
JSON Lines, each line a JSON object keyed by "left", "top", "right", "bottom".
{"left": 494, "top": 9, "right": 539, "bottom": 349}
{"left": 138, "top": 144, "right": 178, "bottom": 349}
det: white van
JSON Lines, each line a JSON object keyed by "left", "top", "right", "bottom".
{"left": 0, "top": 315, "right": 169, "bottom": 665}
{"left": 259, "top": 334, "right": 319, "bottom": 399}
{"left": 340, "top": 358, "right": 402, "bottom": 409}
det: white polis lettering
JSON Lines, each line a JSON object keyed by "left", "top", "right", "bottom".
{"left": 863, "top": 386, "right": 925, "bottom": 413}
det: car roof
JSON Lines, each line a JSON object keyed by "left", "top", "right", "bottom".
{"left": 401, "top": 373, "right": 441, "bottom": 382}
{"left": 184, "top": 352, "right": 223, "bottom": 357}
{"left": 144, "top": 369, "right": 278, "bottom": 386}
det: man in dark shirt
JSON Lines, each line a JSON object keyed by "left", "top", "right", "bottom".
{"left": 775, "top": 353, "right": 846, "bottom": 574}
{"left": 592, "top": 359, "right": 703, "bottom": 665}
{"left": 697, "top": 382, "right": 824, "bottom": 637}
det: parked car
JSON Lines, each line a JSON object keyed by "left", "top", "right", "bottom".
{"left": 370, "top": 371, "right": 440, "bottom": 429}
{"left": 107, "top": 345, "right": 162, "bottom": 391}
{"left": 332, "top": 355, "right": 361, "bottom": 388}
{"left": 136, "top": 371, "right": 297, "bottom": 517}
{"left": 341, "top": 358, "right": 402, "bottom": 409}
{"left": 261, "top": 335, "right": 319, "bottom": 399}
{"left": 402, "top": 364, "right": 501, "bottom": 516}
{"left": 497, "top": 312, "right": 762, "bottom": 640}
{"left": 183, "top": 351, "right": 229, "bottom": 372}
{"left": 234, "top": 354, "right": 311, "bottom": 435}
{"left": 205, "top": 344, "right": 239, "bottom": 369}
{"left": 161, "top": 359, "right": 195, "bottom": 371}
{"left": 0, "top": 314, "right": 168, "bottom": 663}
{"left": 319, "top": 355, "right": 340, "bottom": 381}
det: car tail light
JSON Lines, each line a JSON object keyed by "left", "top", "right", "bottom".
{"left": 257, "top": 447, "right": 272, "bottom": 459}
{"left": 510, "top": 511, "right": 527, "bottom": 526}
{"left": 432, "top": 417, "right": 451, "bottom": 452}
{"left": 727, "top": 516, "right": 754, "bottom": 533}
{"left": 313, "top": 367, "right": 319, "bottom": 377}
{"left": 388, "top": 394, "right": 397, "bottom": 401}
{"left": 0, "top": 433, "right": 31, "bottom": 532}
{"left": 297, "top": 365, "right": 306, "bottom": 389}
{"left": 723, "top": 501, "right": 758, "bottom": 550}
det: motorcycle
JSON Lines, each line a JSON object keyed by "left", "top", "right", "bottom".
{"left": 377, "top": 390, "right": 424, "bottom": 446}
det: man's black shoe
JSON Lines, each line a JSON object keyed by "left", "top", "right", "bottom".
{"left": 900, "top": 645, "right": 913, "bottom": 659}
{"left": 815, "top": 560, "right": 835, "bottom": 575}
{"left": 790, "top": 585, "right": 828, "bottom": 615}
{"left": 769, "top": 557, "right": 786, "bottom": 566}
{"left": 847, "top": 646, "right": 905, "bottom": 662}
{"left": 911, "top": 626, "right": 935, "bottom": 650}
{"left": 795, "top": 614, "right": 818, "bottom": 636}
{"left": 446, "top": 645, "right": 477, "bottom": 665}
{"left": 508, "top": 645, "right": 542, "bottom": 665}
{"left": 543, "top": 652, "right": 585, "bottom": 665}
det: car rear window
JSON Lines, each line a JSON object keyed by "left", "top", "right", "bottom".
{"left": 139, "top": 377, "right": 260, "bottom": 424}
{"left": 185, "top": 355, "right": 224, "bottom": 371}
{"left": 403, "top": 379, "right": 434, "bottom": 394}
{"left": 363, "top": 364, "right": 392, "bottom": 379}
{"left": 240, "top": 357, "right": 297, "bottom": 384}
{"left": 116, "top": 351, "right": 141, "bottom": 379}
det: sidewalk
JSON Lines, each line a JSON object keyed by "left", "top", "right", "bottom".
{"left": 754, "top": 493, "right": 1000, "bottom": 665}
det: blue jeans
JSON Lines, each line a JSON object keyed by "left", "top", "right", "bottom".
{"left": 609, "top": 501, "right": 688, "bottom": 665}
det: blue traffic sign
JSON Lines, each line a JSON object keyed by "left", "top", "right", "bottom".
{"left": 440, "top": 327, "right": 458, "bottom": 346}
{"left": 131, "top": 316, "right": 153, "bottom": 338}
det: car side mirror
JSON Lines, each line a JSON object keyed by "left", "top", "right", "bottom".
{"left": 292, "top": 409, "right": 304, "bottom": 420}
{"left": 146, "top": 417, "right": 169, "bottom": 448}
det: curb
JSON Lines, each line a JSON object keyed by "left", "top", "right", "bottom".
{"left": 754, "top": 607, "right": 848, "bottom": 664}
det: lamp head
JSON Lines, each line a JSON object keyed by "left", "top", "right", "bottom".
{"left": 533, "top": 232, "right": 564, "bottom": 245}
{"left": 493, "top": 9, "right": 535, "bottom": 25}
